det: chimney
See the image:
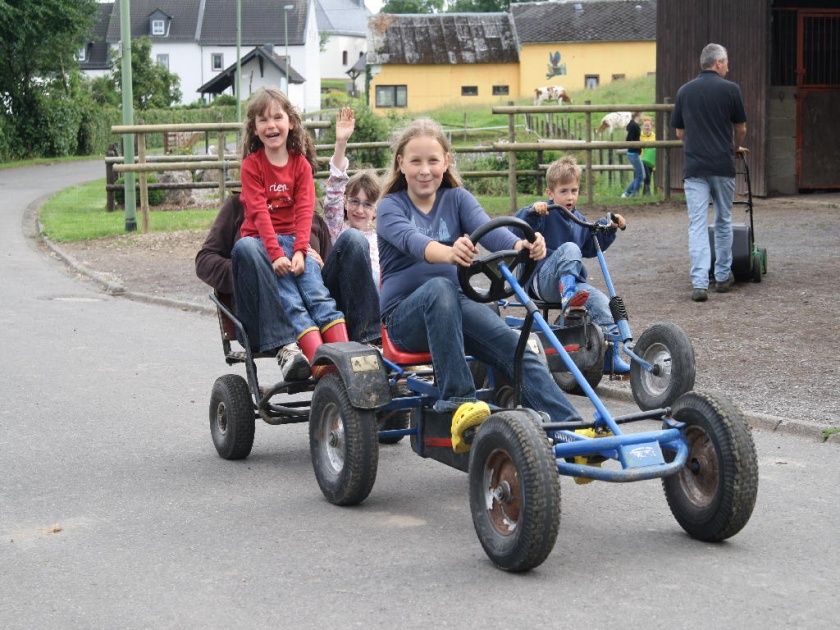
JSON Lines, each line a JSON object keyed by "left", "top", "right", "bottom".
{"left": 264, "top": 43, "right": 274, "bottom": 54}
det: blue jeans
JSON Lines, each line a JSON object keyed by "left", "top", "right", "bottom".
{"left": 385, "top": 277, "right": 581, "bottom": 421}
{"left": 232, "top": 235, "right": 344, "bottom": 351}
{"left": 321, "top": 229, "right": 380, "bottom": 343}
{"left": 623, "top": 151, "right": 644, "bottom": 196}
{"left": 534, "top": 243, "right": 616, "bottom": 335}
{"left": 684, "top": 176, "right": 735, "bottom": 288}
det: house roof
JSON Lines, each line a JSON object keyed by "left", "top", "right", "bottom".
{"left": 105, "top": 0, "right": 309, "bottom": 46}
{"left": 197, "top": 44, "right": 305, "bottom": 94}
{"left": 106, "top": 0, "right": 203, "bottom": 42}
{"left": 315, "top": 0, "right": 370, "bottom": 37}
{"left": 80, "top": 2, "right": 114, "bottom": 70}
{"left": 511, "top": 0, "right": 656, "bottom": 44}
{"left": 368, "top": 13, "right": 519, "bottom": 65}
{"left": 198, "top": 0, "right": 307, "bottom": 46}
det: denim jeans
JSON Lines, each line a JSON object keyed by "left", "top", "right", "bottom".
{"left": 385, "top": 277, "right": 581, "bottom": 422}
{"left": 321, "top": 229, "right": 380, "bottom": 343}
{"left": 232, "top": 235, "right": 344, "bottom": 351}
{"left": 623, "top": 151, "right": 644, "bottom": 196}
{"left": 534, "top": 243, "right": 616, "bottom": 334}
{"left": 684, "top": 176, "right": 735, "bottom": 288}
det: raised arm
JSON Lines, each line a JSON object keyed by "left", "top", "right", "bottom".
{"left": 323, "top": 107, "right": 355, "bottom": 241}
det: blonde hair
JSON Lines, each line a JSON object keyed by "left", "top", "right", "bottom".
{"left": 381, "top": 118, "right": 461, "bottom": 196}
{"left": 545, "top": 155, "right": 581, "bottom": 190}
{"left": 240, "top": 87, "right": 318, "bottom": 174}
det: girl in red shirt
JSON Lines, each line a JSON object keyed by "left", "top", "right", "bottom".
{"left": 239, "top": 87, "right": 347, "bottom": 378}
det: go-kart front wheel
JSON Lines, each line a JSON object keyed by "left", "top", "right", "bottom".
{"left": 664, "top": 391, "right": 758, "bottom": 541}
{"left": 469, "top": 410, "right": 560, "bottom": 572}
{"left": 310, "top": 373, "right": 378, "bottom": 505}
{"left": 630, "top": 322, "right": 695, "bottom": 410}
{"left": 209, "top": 374, "right": 255, "bottom": 460}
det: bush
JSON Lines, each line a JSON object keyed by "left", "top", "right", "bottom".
{"left": 114, "top": 174, "right": 165, "bottom": 207}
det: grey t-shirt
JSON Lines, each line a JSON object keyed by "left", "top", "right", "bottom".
{"left": 671, "top": 70, "right": 747, "bottom": 179}
{"left": 377, "top": 187, "right": 518, "bottom": 319}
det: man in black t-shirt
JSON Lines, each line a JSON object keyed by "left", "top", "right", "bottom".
{"left": 671, "top": 43, "right": 748, "bottom": 303}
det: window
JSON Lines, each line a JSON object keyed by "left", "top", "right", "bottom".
{"left": 342, "top": 50, "right": 348, "bottom": 65}
{"left": 611, "top": 74, "right": 625, "bottom": 81}
{"left": 461, "top": 85, "right": 478, "bottom": 96}
{"left": 375, "top": 85, "right": 407, "bottom": 108}
{"left": 156, "top": 54, "right": 169, "bottom": 69}
{"left": 585, "top": 74, "right": 600, "bottom": 89}
{"left": 151, "top": 19, "right": 165, "bottom": 36}
{"left": 492, "top": 85, "right": 509, "bottom": 96}
{"left": 211, "top": 53, "right": 223, "bottom": 71}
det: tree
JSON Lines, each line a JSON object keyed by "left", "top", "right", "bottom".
{"left": 379, "top": 0, "right": 444, "bottom": 14}
{"left": 0, "top": 0, "right": 97, "bottom": 157}
{"left": 446, "top": 0, "right": 508, "bottom": 11}
{"left": 113, "top": 37, "right": 182, "bottom": 110}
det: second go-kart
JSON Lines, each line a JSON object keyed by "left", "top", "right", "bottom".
{"left": 503, "top": 204, "right": 696, "bottom": 412}
{"left": 306, "top": 217, "right": 759, "bottom": 572}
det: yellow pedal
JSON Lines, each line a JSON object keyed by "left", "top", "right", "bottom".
{"left": 572, "top": 427, "right": 612, "bottom": 485}
{"left": 451, "top": 401, "right": 491, "bottom": 454}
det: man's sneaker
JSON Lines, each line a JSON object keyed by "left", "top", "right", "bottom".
{"left": 715, "top": 272, "right": 734, "bottom": 293}
{"left": 277, "top": 343, "right": 311, "bottom": 381}
{"left": 691, "top": 288, "right": 708, "bottom": 302}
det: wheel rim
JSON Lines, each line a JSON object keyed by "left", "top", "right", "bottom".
{"left": 640, "top": 342, "right": 672, "bottom": 397}
{"left": 482, "top": 449, "right": 522, "bottom": 536}
{"left": 320, "top": 401, "right": 346, "bottom": 473}
{"left": 215, "top": 402, "right": 228, "bottom": 435}
{"left": 676, "top": 426, "right": 719, "bottom": 508}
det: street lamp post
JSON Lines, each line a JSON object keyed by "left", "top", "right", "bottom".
{"left": 283, "top": 4, "right": 294, "bottom": 94}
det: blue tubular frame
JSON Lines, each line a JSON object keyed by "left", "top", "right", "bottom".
{"left": 498, "top": 264, "right": 687, "bottom": 482}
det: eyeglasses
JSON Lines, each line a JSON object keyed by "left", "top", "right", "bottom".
{"left": 346, "top": 197, "right": 375, "bottom": 211}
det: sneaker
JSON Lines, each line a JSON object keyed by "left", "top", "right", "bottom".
{"left": 621, "top": 192, "right": 629, "bottom": 198}
{"left": 277, "top": 343, "right": 311, "bottom": 381}
{"left": 691, "top": 288, "right": 708, "bottom": 302}
{"left": 715, "top": 272, "right": 734, "bottom": 293}
{"left": 561, "top": 289, "right": 590, "bottom": 316}
{"left": 450, "top": 401, "right": 491, "bottom": 454}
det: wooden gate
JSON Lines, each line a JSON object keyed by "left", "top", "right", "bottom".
{"left": 797, "top": 10, "right": 840, "bottom": 189}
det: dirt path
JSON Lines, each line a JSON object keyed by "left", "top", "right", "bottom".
{"left": 58, "top": 195, "right": 840, "bottom": 427}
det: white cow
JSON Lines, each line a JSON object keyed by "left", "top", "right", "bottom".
{"left": 595, "top": 111, "right": 633, "bottom": 134}
{"left": 533, "top": 85, "right": 572, "bottom": 106}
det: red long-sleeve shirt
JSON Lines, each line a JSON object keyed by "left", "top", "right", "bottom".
{"left": 239, "top": 148, "right": 315, "bottom": 262}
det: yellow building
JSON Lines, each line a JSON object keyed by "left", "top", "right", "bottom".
{"left": 512, "top": 1, "right": 655, "bottom": 96}
{"left": 367, "top": 13, "right": 521, "bottom": 114}
{"left": 366, "top": 0, "right": 656, "bottom": 113}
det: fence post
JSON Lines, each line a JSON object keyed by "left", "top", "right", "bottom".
{"left": 584, "top": 101, "right": 593, "bottom": 205}
{"left": 105, "top": 144, "right": 118, "bottom": 212}
{"left": 463, "top": 112, "right": 468, "bottom": 142}
{"left": 663, "top": 97, "right": 672, "bottom": 200}
{"left": 218, "top": 130, "right": 226, "bottom": 200}
{"left": 137, "top": 132, "right": 150, "bottom": 233}
{"left": 507, "top": 100, "right": 517, "bottom": 213}
{"left": 536, "top": 149, "right": 544, "bottom": 196}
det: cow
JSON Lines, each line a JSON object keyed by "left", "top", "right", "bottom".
{"left": 533, "top": 85, "right": 572, "bottom": 106}
{"left": 595, "top": 111, "right": 633, "bottom": 134}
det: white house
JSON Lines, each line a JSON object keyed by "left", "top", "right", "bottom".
{"left": 98, "top": 0, "right": 323, "bottom": 112}
{"left": 315, "top": 0, "right": 370, "bottom": 93}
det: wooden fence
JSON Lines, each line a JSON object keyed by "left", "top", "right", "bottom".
{"left": 110, "top": 103, "right": 682, "bottom": 230}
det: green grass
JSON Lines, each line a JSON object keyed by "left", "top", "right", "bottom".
{"left": 822, "top": 427, "right": 840, "bottom": 440}
{"left": 40, "top": 179, "right": 216, "bottom": 242}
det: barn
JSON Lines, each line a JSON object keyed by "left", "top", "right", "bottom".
{"left": 656, "top": 0, "right": 840, "bottom": 196}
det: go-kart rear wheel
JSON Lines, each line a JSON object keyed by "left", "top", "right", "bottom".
{"left": 469, "top": 410, "right": 560, "bottom": 572}
{"left": 630, "top": 322, "right": 695, "bottom": 410}
{"left": 310, "top": 373, "right": 378, "bottom": 505}
{"left": 663, "top": 391, "right": 758, "bottom": 541}
{"left": 209, "top": 374, "right": 255, "bottom": 460}
{"left": 552, "top": 362, "right": 603, "bottom": 395}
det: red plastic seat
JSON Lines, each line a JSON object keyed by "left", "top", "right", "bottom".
{"left": 380, "top": 326, "right": 432, "bottom": 365}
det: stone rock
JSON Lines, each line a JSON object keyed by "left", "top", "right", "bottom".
{"left": 159, "top": 170, "right": 195, "bottom": 206}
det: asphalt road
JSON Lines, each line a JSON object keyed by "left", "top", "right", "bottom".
{"left": 1, "top": 163, "right": 838, "bottom": 628}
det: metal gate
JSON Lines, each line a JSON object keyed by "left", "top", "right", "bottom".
{"left": 797, "top": 11, "right": 840, "bottom": 190}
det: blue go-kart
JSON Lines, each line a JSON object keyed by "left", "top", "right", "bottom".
{"left": 507, "top": 204, "right": 697, "bottom": 412}
{"left": 304, "top": 216, "right": 759, "bottom": 572}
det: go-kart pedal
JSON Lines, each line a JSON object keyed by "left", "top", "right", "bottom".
{"left": 570, "top": 427, "right": 613, "bottom": 485}
{"left": 451, "top": 401, "right": 491, "bottom": 453}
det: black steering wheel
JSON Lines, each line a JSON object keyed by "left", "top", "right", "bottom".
{"left": 457, "top": 216, "right": 537, "bottom": 303}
